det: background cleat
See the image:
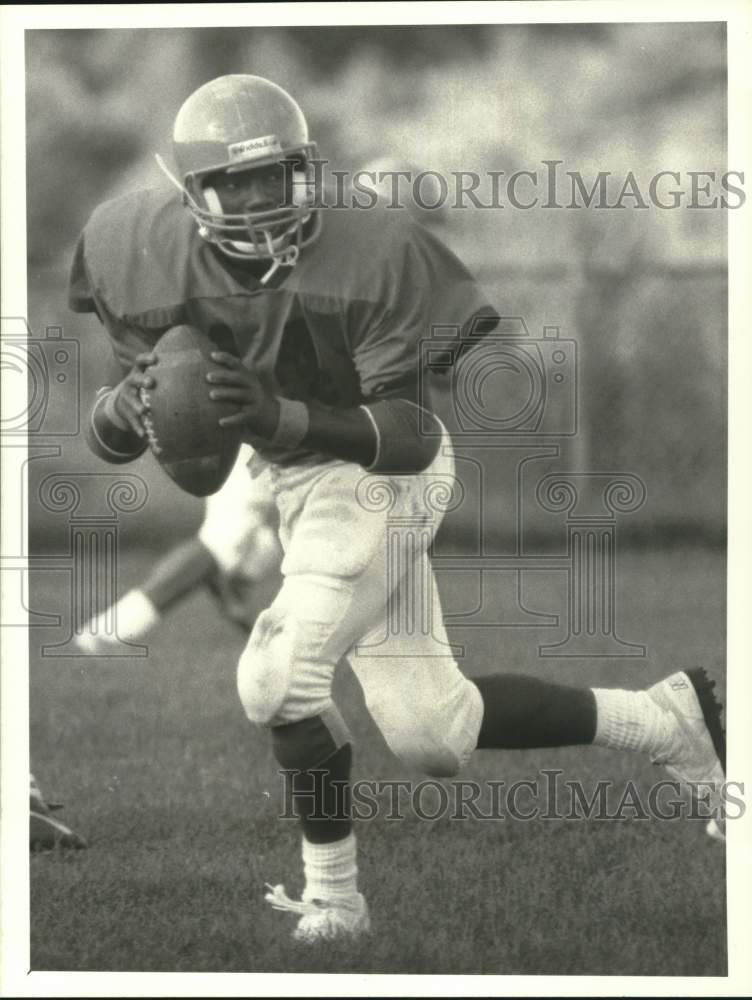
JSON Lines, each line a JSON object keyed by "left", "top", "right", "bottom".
{"left": 30, "top": 809, "right": 88, "bottom": 851}
{"left": 30, "top": 775, "right": 87, "bottom": 851}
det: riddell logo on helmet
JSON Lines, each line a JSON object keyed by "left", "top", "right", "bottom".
{"left": 228, "top": 135, "right": 283, "bottom": 163}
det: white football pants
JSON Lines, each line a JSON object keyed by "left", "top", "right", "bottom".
{"left": 236, "top": 432, "right": 483, "bottom": 777}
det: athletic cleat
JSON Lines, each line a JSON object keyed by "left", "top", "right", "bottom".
{"left": 29, "top": 775, "right": 87, "bottom": 851}
{"left": 647, "top": 668, "right": 726, "bottom": 837}
{"left": 30, "top": 810, "right": 88, "bottom": 851}
{"left": 264, "top": 883, "right": 370, "bottom": 942}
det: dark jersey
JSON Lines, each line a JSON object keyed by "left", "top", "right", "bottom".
{"left": 69, "top": 185, "right": 497, "bottom": 465}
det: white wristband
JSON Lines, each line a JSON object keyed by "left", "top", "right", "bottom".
{"left": 270, "top": 397, "right": 309, "bottom": 449}
{"left": 102, "top": 386, "right": 131, "bottom": 430}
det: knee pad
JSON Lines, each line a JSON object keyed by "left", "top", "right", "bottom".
{"left": 384, "top": 677, "right": 483, "bottom": 778}
{"left": 236, "top": 607, "right": 297, "bottom": 725}
{"left": 236, "top": 607, "right": 337, "bottom": 726}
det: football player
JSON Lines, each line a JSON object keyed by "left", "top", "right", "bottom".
{"left": 69, "top": 75, "right": 726, "bottom": 943}
{"left": 74, "top": 444, "right": 282, "bottom": 652}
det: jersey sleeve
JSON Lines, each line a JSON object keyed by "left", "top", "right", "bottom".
{"left": 68, "top": 233, "right": 98, "bottom": 315}
{"left": 67, "top": 221, "right": 163, "bottom": 378}
{"left": 348, "top": 221, "right": 498, "bottom": 399}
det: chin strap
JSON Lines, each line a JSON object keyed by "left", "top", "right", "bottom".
{"left": 259, "top": 241, "right": 299, "bottom": 284}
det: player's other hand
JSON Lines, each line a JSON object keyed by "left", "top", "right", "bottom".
{"left": 112, "top": 352, "right": 157, "bottom": 437}
{"left": 207, "top": 351, "right": 281, "bottom": 441}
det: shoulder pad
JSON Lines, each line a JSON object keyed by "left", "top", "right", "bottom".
{"left": 81, "top": 187, "right": 214, "bottom": 325}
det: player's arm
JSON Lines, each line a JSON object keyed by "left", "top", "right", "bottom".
{"left": 69, "top": 231, "right": 156, "bottom": 464}
{"left": 85, "top": 352, "right": 157, "bottom": 465}
{"left": 306, "top": 380, "right": 442, "bottom": 473}
{"left": 207, "top": 352, "right": 440, "bottom": 474}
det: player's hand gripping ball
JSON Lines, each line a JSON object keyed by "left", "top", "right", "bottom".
{"left": 138, "top": 325, "right": 243, "bottom": 497}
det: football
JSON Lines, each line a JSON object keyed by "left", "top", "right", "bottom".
{"left": 139, "top": 325, "right": 243, "bottom": 497}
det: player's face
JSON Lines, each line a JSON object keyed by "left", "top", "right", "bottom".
{"left": 203, "top": 161, "right": 303, "bottom": 245}
{"left": 204, "top": 163, "right": 291, "bottom": 215}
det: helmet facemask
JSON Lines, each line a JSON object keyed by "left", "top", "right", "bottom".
{"left": 157, "top": 148, "right": 322, "bottom": 281}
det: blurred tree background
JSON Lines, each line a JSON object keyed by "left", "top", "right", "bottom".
{"left": 25, "top": 23, "right": 726, "bottom": 548}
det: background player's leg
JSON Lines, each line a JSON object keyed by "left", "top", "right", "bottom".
{"left": 131, "top": 536, "right": 217, "bottom": 615}
{"left": 75, "top": 447, "right": 281, "bottom": 653}
{"left": 74, "top": 536, "right": 217, "bottom": 653}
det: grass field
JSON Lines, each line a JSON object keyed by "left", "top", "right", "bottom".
{"left": 29, "top": 544, "right": 726, "bottom": 975}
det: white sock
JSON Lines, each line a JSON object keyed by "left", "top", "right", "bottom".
{"left": 89, "top": 590, "right": 160, "bottom": 641}
{"left": 302, "top": 832, "right": 358, "bottom": 902}
{"left": 592, "top": 688, "right": 674, "bottom": 758}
